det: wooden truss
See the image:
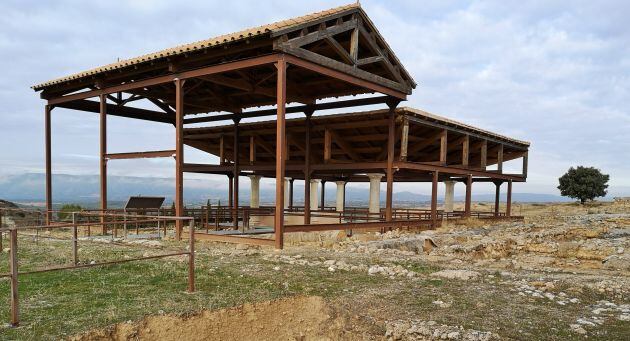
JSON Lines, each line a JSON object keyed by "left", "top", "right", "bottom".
{"left": 34, "top": 5, "right": 527, "bottom": 250}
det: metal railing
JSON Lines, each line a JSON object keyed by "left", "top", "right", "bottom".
{"left": 0, "top": 212, "right": 195, "bottom": 327}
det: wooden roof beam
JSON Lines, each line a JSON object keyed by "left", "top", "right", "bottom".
{"left": 325, "top": 36, "right": 354, "bottom": 65}
{"left": 406, "top": 130, "right": 443, "bottom": 156}
{"left": 328, "top": 129, "right": 361, "bottom": 161}
{"left": 183, "top": 95, "right": 392, "bottom": 124}
{"left": 55, "top": 99, "right": 174, "bottom": 124}
{"left": 198, "top": 74, "right": 276, "bottom": 98}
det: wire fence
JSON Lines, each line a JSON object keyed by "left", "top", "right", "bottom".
{"left": 0, "top": 212, "right": 195, "bottom": 327}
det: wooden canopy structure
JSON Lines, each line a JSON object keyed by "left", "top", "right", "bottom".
{"left": 184, "top": 107, "right": 529, "bottom": 181}
{"left": 32, "top": 3, "right": 529, "bottom": 249}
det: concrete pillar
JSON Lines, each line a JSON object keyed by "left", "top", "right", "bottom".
{"left": 320, "top": 180, "right": 326, "bottom": 209}
{"left": 367, "top": 173, "right": 383, "bottom": 214}
{"left": 248, "top": 175, "right": 261, "bottom": 227}
{"left": 494, "top": 182, "right": 501, "bottom": 217}
{"left": 335, "top": 181, "right": 346, "bottom": 211}
{"left": 283, "top": 177, "right": 291, "bottom": 209}
{"left": 248, "top": 175, "right": 261, "bottom": 208}
{"left": 310, "top": 179, "right": 320, "bottom": 211}
{"left": 444, "top": 180, "right": 456, "bottom": 213}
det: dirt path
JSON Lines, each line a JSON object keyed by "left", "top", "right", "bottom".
{"left": 70, "top": 296, "right": 364, "bottom": 341}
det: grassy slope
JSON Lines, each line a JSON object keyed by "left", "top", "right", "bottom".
{"left": 0, "top": 227, "right": 628, "bottom": 340}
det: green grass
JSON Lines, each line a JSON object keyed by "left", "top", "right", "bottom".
{"left": 390, "top": 260, "right": 441, "bottom": 274}
{"left": 0, "top": 236, "right": 390, "bottom": 340}
{"left": 1, "top": 235, "right": 628, "bottom": 340}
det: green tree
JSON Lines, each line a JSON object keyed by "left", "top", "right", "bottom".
{"left": 57, "top": 204, "right": 82, "bottom": 221}
{"left": 558, "top": 166, "right": 609, "bottom": 204}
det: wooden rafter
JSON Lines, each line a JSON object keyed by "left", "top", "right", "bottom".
{"left": 356, "top": 24, "right": 405, "bottom": 84}
{"left": 199, "top": 74, "right": 275, "bottom": 98}
{"left": 325, "top": 36, "right": 353, "bottom": 65}
{"left": 406, "top": 130, "right": 443, "bottom": 156}
{"left": 274, "top": 15, "right": 412, "bottom": 95}
{"left": 328, "top": 129, "right": 361, "bottom": 161}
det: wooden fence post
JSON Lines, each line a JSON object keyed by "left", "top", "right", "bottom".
{"left": 72, "top": 213, "right": 78, "bottom": 266}
{"left": 188, "top": 219, "right": 195, "bottom": 293}
{"left": 9, "top": 228, "right": 19, "bottom": 327}
{"left": 0, "top": 209, "right": 3, "bottom": 251}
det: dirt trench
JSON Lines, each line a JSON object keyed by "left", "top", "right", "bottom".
{"left": 69, "top": 296, "right": 367, "bottom": 341}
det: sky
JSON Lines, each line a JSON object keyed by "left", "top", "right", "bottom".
{"left": 0, "top": 0, "right": 629, "bottom": 197}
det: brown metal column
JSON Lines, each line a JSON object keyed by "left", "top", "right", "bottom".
{"left": 274, "top": 56, "right": 287, "bottom": 249}
{"left": 464, "top": 175, "right": 472, "bottom": 217}
{"left": 506, "top": 180, "right": 513, "bottom": 217}
{"left": 174, "top": 79, "right": 185, "bottom": 239}
{"left": 320, "top": 180, "right": 326, "bottom": 209}
{"left": 303, "top": 109, "right": 313, "bottom": 224}
{"left": 431, "top": 171, "right": 439, "bottom": 228}
{"left": 385, "top": 100, "right": 398, "bottom": 223}
{"left": 99, "top": 94, "right": 108, "bottom": 234}
{"left": 289, "top": 178, "right": 294, "bottom": 210}
{"left": 494, "top": 181, "right": 501, "bottom": 217}
{"left": 45, "top": 105, "right": 52, "bottom": 225}
{"left": 233, "top": 119, "right": 240, "bottom": 229}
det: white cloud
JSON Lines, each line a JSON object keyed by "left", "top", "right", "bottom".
{"left": 0, "top": 0, "right": 628, "bottom": 196}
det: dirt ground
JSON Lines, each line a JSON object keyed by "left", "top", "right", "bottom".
{"left": 1, "top": 201, "right": 628, "bottom": 340}
{"left": 70, "top": 296, "right": 362, "bottom": 341}
{"left": 56, "top": 202, "right": 628, "bottom": 340}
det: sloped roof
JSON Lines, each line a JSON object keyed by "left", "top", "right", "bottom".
{"left": 185, "top": 107, "right": 530, "bottom": 148}
{"left": 33, "top": 3, "right": 414, "bottom": 91}
{"left": 400, "top": 107, "right": 530, "bottom": 147}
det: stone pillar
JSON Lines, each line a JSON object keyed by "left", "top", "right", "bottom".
{"left": 494, "top": 182, "right": 501, "bottom": 217}
{"left": 367, "top": 174, "right": 383, "bottom": 214}
{"left": 283, "top": 177, "right": 291, "bottom": 209}
{"left": 248, "top": 175, "right": 261, "bottom": 208}
{"left": 335, "top": 181, "right": 346, "bottom": 211}
{"left": 248, "top": 175, "right": 261, "bottom": 227}
{"left": 320, "top": 180, "right": 326, "bottom": 209}
{"left": 310, "top": 179, "right": 320, "bottom": 211}
{"left": 444, "top": 180, "right": 456, "bottom": 213}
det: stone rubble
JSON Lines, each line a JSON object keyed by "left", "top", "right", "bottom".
{"left": 563, "top": 300, "right": 630, "bottom": 336}
{"left": 512, "top": 280, "right": 582, "bottom": 305}
{"left": 385, "top": 320, "right": 497, "bottom": 340}
{"left": 263, "top": 253, "right": 423, "bottom": 279}
{"left": 431, "top": 270, "right": 481, "bottom": 281}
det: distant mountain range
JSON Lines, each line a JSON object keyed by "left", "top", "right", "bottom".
{"left": 0, "top": 173, "right": 578, "bottom": 206}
